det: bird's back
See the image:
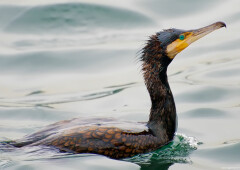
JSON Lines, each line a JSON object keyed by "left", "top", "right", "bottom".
{"left": 11, "top": 117, "right": 168, "bottom": 158}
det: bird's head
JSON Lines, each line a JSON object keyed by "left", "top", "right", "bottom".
{"left": 141, "top": 22, "right": 226, "bottom": 69}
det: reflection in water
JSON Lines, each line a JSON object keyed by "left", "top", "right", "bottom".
{"left": 141, "top": 162, "right": 173, "bottom": 170}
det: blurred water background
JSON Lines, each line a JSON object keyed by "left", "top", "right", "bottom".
{"left": 0, "top": 0, "right": 239, "bottom": 169}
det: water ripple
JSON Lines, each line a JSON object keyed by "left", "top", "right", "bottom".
{"left": 0, "top": 86, "right": 131, "bottom": 108}
{"left": 4, "top": 3, "right": 155, "bottom": 35}
{"left": 125, "top": 134, "right": 198, "bottom": 168}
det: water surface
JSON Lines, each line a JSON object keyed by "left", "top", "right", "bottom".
{"left": 0, "top": 0, "right": 240, "bottom": 169}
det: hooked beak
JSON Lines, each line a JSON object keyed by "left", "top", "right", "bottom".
{"left": 188, "top": 21, "right": 226, "bottom": 44}
{"left": 166, "top": 21, "right": 226, "bottom": 59}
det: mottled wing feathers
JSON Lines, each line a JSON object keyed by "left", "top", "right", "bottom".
{"left": 30, "top": 126, "right": 161, "bottom": 158}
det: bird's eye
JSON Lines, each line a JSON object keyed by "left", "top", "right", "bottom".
{"left": 179, "top": 34, "right": 185, "bottom": 40}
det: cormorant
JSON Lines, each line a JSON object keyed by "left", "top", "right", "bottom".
{"left": 8, "top": 22, "right": 226, "bottom": 159}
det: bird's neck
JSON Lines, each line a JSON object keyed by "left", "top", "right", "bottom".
{"left": 141, "top": 39, "right": 177, "bottom": 140}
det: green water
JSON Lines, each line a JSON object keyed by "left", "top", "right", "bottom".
{"left": 0, "top": 0, "right": 239, "bottom": 169}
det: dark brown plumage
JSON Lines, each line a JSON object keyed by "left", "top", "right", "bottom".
{"left": 11, "top": 118, "right": 168, "bottom": 159}
{"left": 141, "top": 35, "right": 176, "bottom": 141}
{"left": 7, "top": 22, "right": 226, "bottom": 159}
